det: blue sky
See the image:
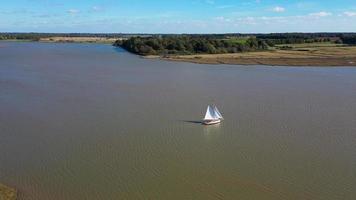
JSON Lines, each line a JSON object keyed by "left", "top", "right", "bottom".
{"left": 1, "top": 0, "right": 356, "bottom": 33}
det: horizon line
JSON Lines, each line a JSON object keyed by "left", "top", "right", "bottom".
{"left": 2, "top": 31, "right": 356, "bottom": 35}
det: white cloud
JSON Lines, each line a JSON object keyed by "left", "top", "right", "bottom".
{"left": 309, "top": 11, "right": 332, "bottom": 17}
{"left": 67, "top": 9, "right": 79, "bottom": 14}
{"left": 217, "top": 5, "right": 234, "bottom": 9}
{"left": 214, "top": 16, "right": 231, "bottom": 22}
{"left": 272, "top": 6, "right": 285, "bottom": 13}
{"left": 344, "top": 11, "right": 356, "bottom": 17}
{"left": 92, "top": 6, "right": 101, "bottom": 11}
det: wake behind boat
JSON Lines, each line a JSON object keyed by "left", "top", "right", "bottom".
{"left": 203, "top": 105, "right": 224, "bottom": 125}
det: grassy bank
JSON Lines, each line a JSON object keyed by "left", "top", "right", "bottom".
{"left": 0, "top": 183, "right": 17, "bottom": 200}
{"left": 160, "top": 45, "right": 356, "bottom": 66}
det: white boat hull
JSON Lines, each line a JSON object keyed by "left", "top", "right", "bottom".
{"left": 202, "top": 119, "right": 221, "bottom": 125}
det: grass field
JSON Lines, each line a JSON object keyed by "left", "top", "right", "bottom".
{"left": 222, "top": 37, "right": 249, "bottom": 45}
{"left": 162, "top": 44, "right": 356, "bottom": 66}
{"left": 0, "top": 184, "right": 17, "bottom": 200}
{"left": 275, "top": 42, "right": 344, "bottom": 48}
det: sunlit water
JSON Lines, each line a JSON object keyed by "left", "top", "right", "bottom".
{"left": 1, "top": 41, "right": 356, "bottom": 200}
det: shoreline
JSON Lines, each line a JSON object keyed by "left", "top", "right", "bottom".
{"left": 144, "top": 47, "right": 356, "bottom": 67}
{"left": 161, "top": 57, "right": 356, "bottom": 67}
{"left": 39, "top": 37, "right": 119, "bottom": 44}
{"left": 2, "top": 39, "right": 356, "bottom": 66}
{"left": 0, "top": 183, "right": 17, "bottom": 200}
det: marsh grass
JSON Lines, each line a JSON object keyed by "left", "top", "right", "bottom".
{"left": 162, "top": 45, "right": 356, "bottom": 66}
{"left": 0, "top": 184, "right": 17, "bottom": 200}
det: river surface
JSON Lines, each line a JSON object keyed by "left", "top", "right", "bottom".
{"left": 0, "top": 41, "right": 356, "bottom": 200}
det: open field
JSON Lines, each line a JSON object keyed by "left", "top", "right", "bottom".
{"left": 39, "top": 37, "right": 122, "bottom": 44}
{"left": 275, "top": 42, "right": 344, "bottom": 48}
{"left": 0, "top": 184, "right": 17, "bottom": 200}
{"left": 161, "top": 45, "right": 356, "bottom": 66}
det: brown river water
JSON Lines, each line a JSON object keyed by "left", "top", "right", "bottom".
{"left": 0, "top": 41, "right": 355, "bottom": 200}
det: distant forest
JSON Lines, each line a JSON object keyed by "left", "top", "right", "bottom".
{"left": 114, "top": 33, "right": 356, "bottom": 55}
{"left": 1, "top": 32, "right": 356, "bottom": 55}
{"left": 114, "top": 36, "right": 270, "bottom": 55}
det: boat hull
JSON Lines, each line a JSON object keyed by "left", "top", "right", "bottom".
{"left": 202, "top": 119, "right": 221, "bottom": 125}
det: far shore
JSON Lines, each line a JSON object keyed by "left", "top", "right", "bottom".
{"left": 39, "top": 36, "right": 122, "bottom": 44}
{"left": 0, "top": 37, "right": 123, "bottom": 44}
{"left": 2, "top": 39, "right": 356, "bottom": 66}
{"left": 148, "top": 46, "right": 356, "bottom": 66}
{"left": 0, "top": 183, "right": 17, "bottom": 200}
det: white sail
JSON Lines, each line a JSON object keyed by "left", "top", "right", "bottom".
{"left": 204, "top": 106, "right": 216, "bottom": 120}
{"left": 213, "top": 106, "right": 223, "bottom": 119}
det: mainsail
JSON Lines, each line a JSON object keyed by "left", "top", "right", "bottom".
{"left": 204, "top": 105, "right": 223, "bottom": 120}
{"left": 204, "top": 105, "right": 216, "bottom": 120}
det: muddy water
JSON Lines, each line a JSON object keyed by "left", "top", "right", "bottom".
{"left": 0, "top": 41, "right": 355, "bottom": 200}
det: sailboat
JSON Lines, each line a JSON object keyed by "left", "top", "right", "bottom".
{"left": 202, "top": 105, "right": 224, "bottom": 125}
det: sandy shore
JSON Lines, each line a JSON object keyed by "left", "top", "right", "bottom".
{"left": 39, "top": 37, "right": 122, "bottom": 44}
{"left": 157, "top": 46, "right": 356, "bottom": 66}
{"left": 0, "top": 183, "right": 17, "bottom": 200}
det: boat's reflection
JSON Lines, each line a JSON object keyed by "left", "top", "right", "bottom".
{"left": 203, "top": 123, "right": 221, "bottom": 141}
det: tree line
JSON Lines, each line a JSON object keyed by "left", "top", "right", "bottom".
{"left": 2, "top": 32, "right": 356, "bottom": 50}
{"left": 114, "top": 33, "right": 356, "bottom": 55}
{"left": 341, "top": 36, "right": 356, "bottom": 45}
{"left": 114, "top": 36, "right": 269, "bottom": 55}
